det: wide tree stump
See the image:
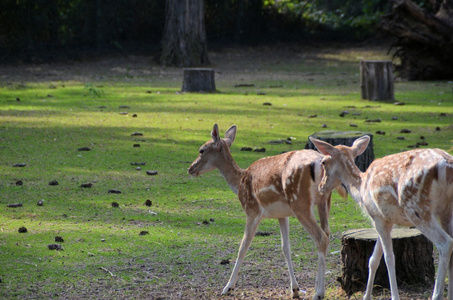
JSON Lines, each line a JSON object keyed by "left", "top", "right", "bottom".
{"left": 306, "top": 131, "right": 374, "bottom": 172}
{"left": 360, "top": 60, "right": 394, "bottom": 101}
{"left": 181, "top": 68, "right": 216, "bottom": 92}
{"left": 338, "top": 228, "right": 434, "bottom": 296}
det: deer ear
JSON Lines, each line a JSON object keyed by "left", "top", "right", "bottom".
{"left": 352, "top": 135, "right": 370, "bottom": 157}
{"left": 211, "top": 123, "right": 221, "bottom": 145}
{"left": 310, "top": 137, "right": 335, "bottom": 156}
{"left": 224, "top": 125, "right": 237, "bottom": 148}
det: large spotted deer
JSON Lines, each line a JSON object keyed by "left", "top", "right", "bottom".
{"left": 188, "top": 124, "right": 347, "bottom": 299}
{"left": 310, "top": 136, "right": 453, "bottom": 300}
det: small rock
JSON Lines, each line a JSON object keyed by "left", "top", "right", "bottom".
{"left": 118, "top": 105, "right": 130, "bottom": 109}
{"left": 88, "top": 252, "right": 95, "bottom": 256}
{"left": 136, "top": 167, "right": 141, "bottom": 171}
{"left": 7, "top": 203, "right": 23, "bottom": 208}
{"left": 240, "top": 147, "right": 253, "bottom": 151}
{"left": 80, "top": 183, "right": 92, "bottom": 188}
{"left": 400, "top": 129, "right": 412, "bottom": 133}
{"left": 308, "top": 114, "right": 317, "bottom": 118}
{"left": 108, "top": 189, "right": 122, "bottom": 194}
{"left": 220, "top": 259, "right": 230, "bottom": 265}
{"left": 440, "top": 113, "right": 447, "bottom": 117}
{"left": 322, "top": 124, "right": 328, "bottom": 128}
{"left": 394, "top": 102, "right": 405, "bottom": 105}
{"left": 349, "top": 124, "right": 358, "bottom": 127}
{"left": 119, "top": 112, "right": 128, "bottom": 115}
{"left": 435, "top": 127, "right": 441, "bottom": 131}
{"left": 37, "top": 200, "right": 44, "bottom": 206}
{"left": 365, "top": 119, "right": 381, "bottom": 123}
{"left": 376, "top": 131, "right": 386, "bottom": 135}
{"left": 101, "top": 238, "right": 106, "bottom": 242}
{"left": 139, "top": 231, "right": 149, "bottom": 235}
{"left": 48, "top": 244, "right": 63, "bottom": 250}
{"left": 18, "top": 226, "right": 27, "bottom": 233}
{"left": 15, "top": 180, "right": 23, "bottom": 186}
{"left": 13, "top": 163, "right": 26, "bottom": 167}
{"left": 397, "top": 136, "right": 405, "bottom": 140}
{"left": 254, "top": 148, "right": 266, "bottom": 153}
{"left": 392, "top": 117, "right": 398, "bottom": 120}
{"left": 49, "top": 180, "right": 59, "bottom": 186}
{"left": 77, "top": 147, "right": 91, "bottom": 151}
{"left": 55, "top": 236, "right": 64, "bottom": 242}
{"left": 256, "top": 231, "right": 271, "bottom": 237}
{"left": 130, "top": 162, "right": 146, "bottom": 166}
{"left": 132, "top": 114, "right": 138, "bottom": 117}
{"left": 131, "top": 132, "right": 143, "bottom": 136}
{"left": 145, "top": 199, "right": 152, "bottom": 207}
{"left": 262, "top": 102, "right": 272, "bottom": 106}
{"left": 111, "top": 202, "right": 119, "bottom": 207}
{"left": 133, "top": 144, "right": 140, "bottom": 148}
{"left": 202, "top": 220, "right": 210, "bottom": 225}
{"left": 146, "top": 171, "right": 158, "bottom": 176}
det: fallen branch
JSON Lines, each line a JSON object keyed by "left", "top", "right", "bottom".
{"left": 99, "top": 267, "right": 116, "bottom": 277}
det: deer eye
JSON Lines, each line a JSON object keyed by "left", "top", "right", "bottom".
{"left": 199, "top": 149, "right": 205, "bottom": 154}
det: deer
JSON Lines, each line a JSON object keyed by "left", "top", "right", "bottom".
{"left": 188, "top": 124, "right": 347, "bottom": 299}
{"left": 310, "top": 135, "right": 453, "bottom": 300}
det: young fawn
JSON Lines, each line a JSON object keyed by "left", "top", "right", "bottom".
{"left": 188, "top": 124, "right": 346, "bottom": 299}
{"left": 311, "top": 136, "right": 453, "bottom": 300}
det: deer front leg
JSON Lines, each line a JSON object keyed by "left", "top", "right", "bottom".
{"left": 222, "top": 214, "right": 262, "bottom": 296}
{"left": 316, "top": 193, "right": 331, "bottom": 237}
{"left": 278, "top": 217, "right": 300, "bottom": 298}
{"left": 363, "top": 236, "right": 383, "bottom": 300}
{"left": 374, "top": 222, "right": 400, "bottom": 300}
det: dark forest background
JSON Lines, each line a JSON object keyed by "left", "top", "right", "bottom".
{"left": 0, "top": 0, "right": 403, "bottom": 63}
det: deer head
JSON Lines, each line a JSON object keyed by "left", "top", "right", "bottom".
{"left": 188, "top": 123, "right": 237, "bottom": 177}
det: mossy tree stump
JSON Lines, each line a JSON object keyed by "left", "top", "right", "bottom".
{"left": 338, "top": 228, "right": 434, "bottom": 296}
{"left": 306, "top": 131, "right": 374, "bottom": 172}
{"left": 181, "top": 68, "right": 216, "bottom": 92}
{"left": 360, "top": 60, "right": 394, "bottom": 101}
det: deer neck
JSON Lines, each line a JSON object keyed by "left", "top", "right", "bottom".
{"left": 216, "top": 143, "right": 245, "bottom": 195}
{"left": 340, "top": 162, "right": 365, "bottom": 206}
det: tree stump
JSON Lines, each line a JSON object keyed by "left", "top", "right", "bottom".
{"left": 306, "top": 131, "right": 374, "bottom": 172}
{"left": 181, "top": 68, "right": 216, "bottom": 92}
{"left": 338, "top": 228, "right": 434, "bottom": 296}
{"left": 360, "top": 60, "right": 394, "bottom": 101}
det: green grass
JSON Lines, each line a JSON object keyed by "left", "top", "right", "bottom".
{"left": 0, "top": 45, "right": 452, "bottom": 299}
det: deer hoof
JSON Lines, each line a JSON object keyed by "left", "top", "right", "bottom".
{"left": 312, "top": 293, "right": 324, "bottom": 300}
{"left": 221, "top": 287, "right": 233, "bottom": 296}
{"left": 292, "top": 288, "right": 300, "bottom": 298}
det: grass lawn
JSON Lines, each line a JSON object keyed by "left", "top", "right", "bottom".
{"left": 0, "top": 44, "right": 452, "bottom": 299}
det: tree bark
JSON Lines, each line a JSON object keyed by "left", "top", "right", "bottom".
{"left": 160, "top": 0, "right": 210, "bottom": 67}
{"left": 381, "top": 0, "right": 453, "bottom": 80}
{"left": 181, "top": 68, "right": 216, "bottom": 92}
{"left": 360, "top": 61, "right": 394, "bottom": 101}
{"left": 338, "top": 228, "right": 434, "bottom": 296}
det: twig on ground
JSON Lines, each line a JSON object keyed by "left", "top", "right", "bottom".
{"left": 100, "top": 267, "right": 116, "bottom": 277}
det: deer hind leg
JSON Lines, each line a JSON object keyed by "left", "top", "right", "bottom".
{"left": 278, "top": 217, "right": 300, "bottom": 298}
{"left": 292, "top": 209, "right": 329, "bottom": 300}
{"left": 440, "top": 209, "right": 453, "bottom": 300}
{"left": 222, "top": 213, "right": 262, "bottom": 296}
{"left": 363, "top": 236, "right": 383, "bottom": 300}
{"left": 373, "top": 221, "right": 400, "bottom": 300}
{"left": 410, "top": 214, "right": 453, "bottom": 300}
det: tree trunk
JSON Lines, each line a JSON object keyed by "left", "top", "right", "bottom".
{"left": 181, "top": 68, "right": 216, "bottom": 92}
{"left": 360, "top": 60, "right": 395, "bottom": 101}
{"left": 306, "top": 131, "right": 374, "bottom": 172}
{"left": 160, "top": 0, "right": 210, "bottom": 67}
{"left": 338, "top": 228, "right": 434, "bottom": 296}
{"left": 381, "top": 0, "right": 453, "bottom": 80}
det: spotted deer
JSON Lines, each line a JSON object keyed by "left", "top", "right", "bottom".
{"left": 310, "top": 135, "right": 453, "bottom": 300}
{"left": 188, "top": 124, "right": 347, "bottom": 299}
